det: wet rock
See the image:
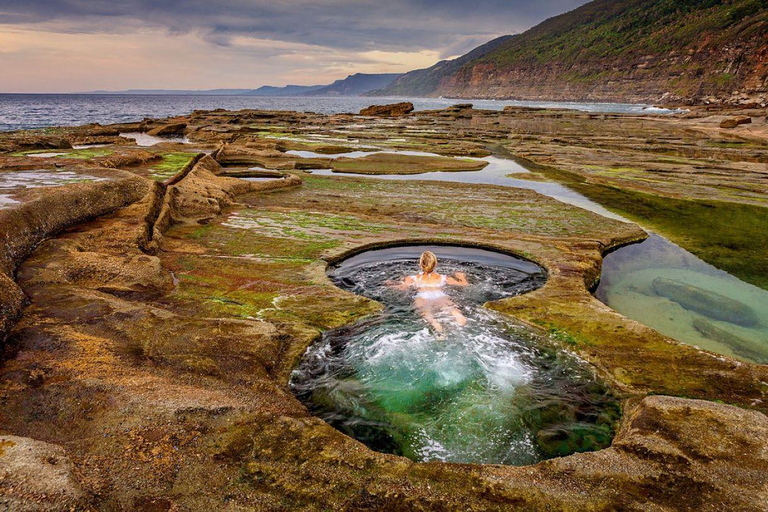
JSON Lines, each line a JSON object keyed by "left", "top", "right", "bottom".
{"left": 152, "top": 154, "right": 301, "bottom": 243}
{"left": 652, "top": 277, "right": 758, "bottom": 326}
{"left": 0, "top": 273, "right": 25, "bottom": 348}
{"left": 503, "top": 105, "right": 548, "bottom": 113}
{"left": 0, "top": 135, "right": 72, "bottom": 154}
{"left": 693, "top": 317, "right": 768, "bottom": 363}
{"left": 567, "top": 395, "right": 768, "bottom": 510}
{"left": 1, "top": 106, "right": 768, "bottom": 510}
{"left": 71, "top": 135, "right": 131, "bottom": 146}
{"left": 719, "top": 116, "right": 752, "bottom": 129}
{"left": 359, "top": 102, "right": 414, "bottom": 117}
{"left": 214, "top": 143, "right": 330, "bottom": 170}
{"left": 132, "top": 496, "right": 174, "bottom": 511}
{"left": 147, "top": 122, "right": 187, "bottom": 137}
{"left": 0, "top": 435, "right": 86, "bottom": 511}
{"left": 440, "top": 103, "right": 475, "bottom": 119}
{"left": 0, "top": 172, "right": 149, "bottom": 343}
{"left": 0, "top": 173, "right": 149, "bottom": 276}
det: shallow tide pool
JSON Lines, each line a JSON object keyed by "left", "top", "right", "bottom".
{"left": 302, "top": 150, "right": 768, "bottom": 363}
{"left": 120, "top": 132, "right": 189, "bottom": 147}
{"left": 596, "top": 235, "right": 768, "bottom": 363}
{"left": 0, "top": 169, "right": 112, "bottom": 209}
{"left": 291, "top": 245, "right": 620, "bottom": 465}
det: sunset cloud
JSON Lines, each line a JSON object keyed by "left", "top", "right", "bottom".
{"left": 0, "top": 1, "right": 589, "bottom": 92}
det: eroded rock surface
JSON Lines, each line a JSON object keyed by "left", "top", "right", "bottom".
{"left": 359, "top": 101, "right": 415, "bottom": 116}
{"left": 0, "top": 106, "right": 766, "bottom": 509}
{"left": 0, "top": 435, "right": 86, "bottom": 511}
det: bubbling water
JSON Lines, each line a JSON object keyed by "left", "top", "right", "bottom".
{"left": 290, "top": 245, "right": 620, "bottom": 465}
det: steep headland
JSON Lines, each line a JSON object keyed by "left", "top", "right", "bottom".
{"left": 306, "top": 73, "right": 402, "bottom": 96}
{"left": 376, "top": 0, "right": 768, "bottom": 105}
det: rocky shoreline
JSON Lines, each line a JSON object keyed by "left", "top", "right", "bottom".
{"left": 0, "top": 104, "right": 767, "bottom": 510}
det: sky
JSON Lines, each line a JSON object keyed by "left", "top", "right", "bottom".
{"left": 0, "top": 1, "right": 589, "bottom": 93}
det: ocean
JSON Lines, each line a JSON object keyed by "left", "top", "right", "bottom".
{"left": 0, "top": 94, "right": 685, "bottom": 132}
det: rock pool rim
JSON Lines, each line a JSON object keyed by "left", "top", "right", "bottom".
{"left": 323, "top": 239, "right": 551, "bottom": 280}
{"left": 299, "top": 241, "right": 625, "bottom": 467}
{"left": 588, "top": 233, "right": 651, "bottom": 293}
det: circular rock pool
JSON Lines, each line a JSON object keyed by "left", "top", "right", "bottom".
{"left": 290, "top": 245, "right": 620, "bottom": 465}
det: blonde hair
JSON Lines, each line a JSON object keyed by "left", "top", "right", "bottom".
{"left": 419, "top": 251, "right": 437, "bottom": 273}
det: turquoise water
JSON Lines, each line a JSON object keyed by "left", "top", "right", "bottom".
{"left": 595, "top": 235, "right": 768, "bottom": 363}
{"left": 300, "top": 150, "right": 768, "bottom": 364}
{"left": 291, "top": 245, "right": 620, "bottom": 465}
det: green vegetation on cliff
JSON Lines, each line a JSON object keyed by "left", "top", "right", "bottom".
{"left": 380, "top": 0, "right": 768, "bottom": 103}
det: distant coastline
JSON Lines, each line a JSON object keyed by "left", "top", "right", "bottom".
{"left": 0, "top": 94, "right": 686, "bottom": 132}
{"left": 76, "top": 72, "right": 402, "bottom": 98}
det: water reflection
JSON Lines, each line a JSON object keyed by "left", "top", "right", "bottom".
{"left": 306, "top": 152, "right": 768, "bottom": 362}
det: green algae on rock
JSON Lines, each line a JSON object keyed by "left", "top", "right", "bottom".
{"left": 0, "top": 106, "right": 767, "bottom": 510}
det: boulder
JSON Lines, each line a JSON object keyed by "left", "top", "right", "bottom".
{"left": 0, "top": 436, "right": 86, "bottom": 510}
{"left": 147, "top": 122, "right": 187, "bottom": 137}
{"left": 719, "top": 116, "right": 752, "bottom": 129}
{"left": 359, "top": 102, "right": 414, "bottom": 117}
{"left": 693, "top": 317, "right": 768, "bottom": 363}
{"left": 652, "top": 277, "right": 758, "bottom": 327}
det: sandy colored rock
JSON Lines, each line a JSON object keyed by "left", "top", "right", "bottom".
{"left": 539, "top": 395, "right": 768, "bottom": 511}
{"left": 147, "top": 122, "right": 187, "bottom": 137}
{"left": 0, "top": 273, "right": 25, "bottom": 348}
{"left": 0, "top": 435, "right": 86, "bottom": 511}
{"left": 720, "top": 116, "right": 752, "bottom": 128}
{"left": 0, "top": 170, "right": 149, "bottom": 343}
{"left": 0, "top": 106, "right": 767, "bottom": 510}
{"left": 360, "top": 102, "right": 414, "bottom": 116}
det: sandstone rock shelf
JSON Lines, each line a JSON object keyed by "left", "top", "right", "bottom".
{"left": 0, "top": 105, "right": 766, "bottom": 510}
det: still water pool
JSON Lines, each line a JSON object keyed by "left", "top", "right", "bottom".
{"left": 301, "top": 150, "right": 768, "bottom": 363}
{"left": 596, "top": 235, "right": 768, "bottom": 363}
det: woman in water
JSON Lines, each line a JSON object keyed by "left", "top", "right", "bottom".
{"left": 390, "top": 251, "right": 469, "bottom": 333}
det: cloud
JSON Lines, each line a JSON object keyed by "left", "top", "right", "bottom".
{"left": 1, "top": 0, "right": 589, "bottom": 50}
{"left": 0, "top": 0, "right": 590, "bottom": 91}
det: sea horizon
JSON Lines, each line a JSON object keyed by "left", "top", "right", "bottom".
{"left": 0, "top": 93, "right": 685, "bottom": 132}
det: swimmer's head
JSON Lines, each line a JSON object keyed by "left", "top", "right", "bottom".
{"left": 419, "top": 251, "right": 437, "bottom": 273}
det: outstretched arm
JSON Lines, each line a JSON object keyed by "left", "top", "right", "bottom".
{"left": 447, "top": 272, "right": 469, "bottom": 287}
{"left": 386, "top": 275, "right": 414, "bottom": 291}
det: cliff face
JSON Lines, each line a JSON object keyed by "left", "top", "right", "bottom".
{"left": 304, "top": 73, "right": 402, "bottom": 96}
{"left": 378, "top": 0, "right": 768, "bottom": 105}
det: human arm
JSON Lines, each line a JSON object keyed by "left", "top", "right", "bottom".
{"left": 386, "top": 275, "right": 414, "bottom": 291}
{"left": 446, "top": 272, "right": 469, "bottom": 287}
